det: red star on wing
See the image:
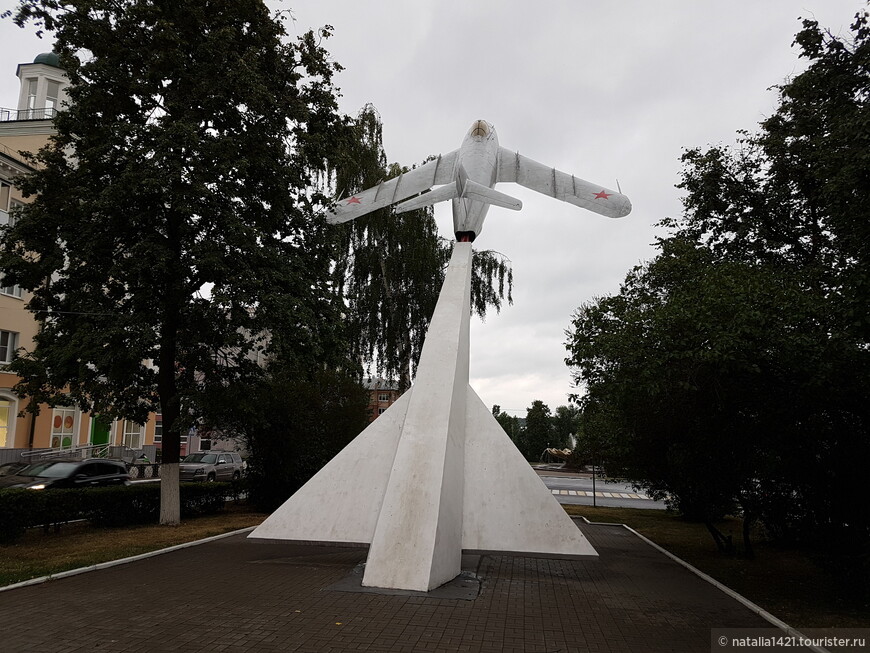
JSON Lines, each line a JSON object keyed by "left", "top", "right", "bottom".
{"left": 594, "top": 190, "right": 611, "bottom": 200}
{"left": 346, "top": 196, "right": 362, "bottom": 205}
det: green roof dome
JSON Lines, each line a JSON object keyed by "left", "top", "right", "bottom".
{"left": 33, "top": 52, "right": 61, "bottom": 68}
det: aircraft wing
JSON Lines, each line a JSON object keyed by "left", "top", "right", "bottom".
{"left": 496, "top": 147, "right": 631, "bottom": 219}
{"left": 328, "top": 150, "right": 460, "bottom": 224}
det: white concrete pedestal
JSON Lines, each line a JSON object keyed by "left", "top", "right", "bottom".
{"left": 248, "top": 243, "right": 597, "bottom": 591}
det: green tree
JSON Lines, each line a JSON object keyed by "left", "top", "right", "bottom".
{"left": 566, "top": 10, "right": 870, "bottom": 576}
{"left": 567, "top": 241, "right": 823, "bottom": 552}
{"left": 551, "top": 404, "right": 580, "bottom": 449}
{"left": 520, "top": 400, "right": 552, "bottom": 461}
{"left": 332, "top": 105, "right": 513, "bottom": 390}
{"left": 567, "top": 400, "right": 613, "bottom": 474}
{"left": 492, "top": 405, "right": 521, "bottom": 447}
{"left": 226, "top": 368, "right": 369, "bottom": 511}
{"left": 667, "top": 11, "right": 870, "bottom": 562}
{"left": 2, "top": 0, "right": 346, "bottom": 524}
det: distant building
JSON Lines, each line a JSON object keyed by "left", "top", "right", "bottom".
{"left": 364, "top": 378, "right": 402, "bottom": 422}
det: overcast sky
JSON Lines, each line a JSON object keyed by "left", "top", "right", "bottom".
{"left": 0, "top": 1, "right": 864, "bottom": 416}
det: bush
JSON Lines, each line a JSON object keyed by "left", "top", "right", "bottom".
{"left": 0, "top": 490, "right": 44, "bottom": 543}
{"left": 0, "top": 489, "right": 87, "bottom": 543}
{"left": 180, "top": 482, "right": 229, "bottom": 517}
{"left": 0, "top": 482, "right": 235, "bottom": 542}
{"left": 85, "top": 485, "right": 161, "bottom": 527}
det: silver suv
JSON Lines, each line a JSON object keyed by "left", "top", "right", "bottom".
{"left": 179, "top": 451, "right": 244, "bottom": 482}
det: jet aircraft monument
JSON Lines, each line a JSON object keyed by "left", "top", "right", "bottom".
{"left": 249, "top": 120, "right": 631, "bottom": 592}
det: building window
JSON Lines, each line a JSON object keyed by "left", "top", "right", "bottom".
{"left": 45, "top": 80, "right": 60, "bottom": 116}
{"left": 51, "top": 407, "right": 77, "bottom": 449}
{"left": 0, "top": 184, "right": 9, "bottom": 229}
{"left": 122, "top": 421, "right": 143, "bottom": 450}
{"left": 0, "top": 396, "right": 15, "bottom": 447}
{"left": 378, "top": 393, "right": 389, "bottom": 402}
{"left": 26, "top": 78, "right": 37, "bottom": 112}
{"left": 0, "top": 278, "right": 22, "bottom": 298}
{"left": 1, "top": 199, "right": 23, "bottom": 227}
{"left": 0, "top": 330, "right": 18, "bottom": 364}
{"left": 378, "top": 408, "right": 386, "bottom": 415}
{"left": 152, "top": 414, "right": 187, "bottom": 446}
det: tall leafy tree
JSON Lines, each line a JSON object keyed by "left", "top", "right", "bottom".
{"left": 673, "top": 9, "right": 870, "bottom": 321}
{"left": 332, "top": 105, "right": 513, "bottom": 390}
{"left": 492, "top": 404, "right": 522, "bottom": 447}
{"left": 520, "top": 400, "right": 552, "bottom": 461}
{"left": 567, "top": 241, "right": 821, "bottom": 551}
{"left": 566, "top": 9, "right": 870, "bottom": 577}
{"left": 1, "top": 0, "right": 346, "bottom": 524}
{"left": 551, "top": 404, "right": 580, "bottom": 449}
{"left": 217, "top": 367, "right": 370, "bottom": 511}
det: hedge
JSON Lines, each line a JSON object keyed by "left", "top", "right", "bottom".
{"left": 0, "top": 482, "right": 236, "bottom": 543}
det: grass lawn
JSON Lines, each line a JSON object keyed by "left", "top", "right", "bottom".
{"left": 564, "top": 504, "right": 869, "bottom": 629}
{"left": 0, "top": 502, "right": 265, "bottom": 588}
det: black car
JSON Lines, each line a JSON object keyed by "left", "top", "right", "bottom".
{"left": 0, "top": 458, "right": 131, "bottom": 490}
{"left": 0, "top": 461, "right": 28, "bottom": 477}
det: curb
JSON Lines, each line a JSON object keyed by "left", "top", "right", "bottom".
{"left": 0, "top": 526, "right": 256, "bottom": 594}
{"left": 574, "top": 516, "right": 829, "bottom": 653}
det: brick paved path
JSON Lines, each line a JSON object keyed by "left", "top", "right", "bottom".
{"left": 0, "top": 521, "right": 791, "bottom": 652}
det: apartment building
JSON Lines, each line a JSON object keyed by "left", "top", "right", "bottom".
{"left": 364, "top": 377, "right": 402, "bottom": 422}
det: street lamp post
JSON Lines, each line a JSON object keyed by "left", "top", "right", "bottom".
{"left": 592, "top": 442, "right": 597, "bottom": 508}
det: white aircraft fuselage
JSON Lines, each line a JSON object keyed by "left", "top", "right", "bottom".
{"left": 452, "top": 120, "right": 500, "bottom": 242}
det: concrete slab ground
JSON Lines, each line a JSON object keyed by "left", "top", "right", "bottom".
{"left": 0, "top": 521, "right": 808, "bottom": 653}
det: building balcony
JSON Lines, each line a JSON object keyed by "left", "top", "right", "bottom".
{"left": 0, "top": 107, "right": 59, "bottom": 122}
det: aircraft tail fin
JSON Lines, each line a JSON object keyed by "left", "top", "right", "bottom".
{"left": 463, "top": 179, "right": 522, "bottom": 211}
{"left": 395, "top": 183, "right": 458, "bottom": 213}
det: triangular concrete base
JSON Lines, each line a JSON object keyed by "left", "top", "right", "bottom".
{"left": 249, "top": 244, "right": 596, "bottom": 591}
{"left": 462, "top": 386, "right": 596, "bottom": 557}
{"left": 247, "top": 389, "right": 412, "bottom": 547}
{"left": 248, "top": 383, "right": 596, "bottom": 566}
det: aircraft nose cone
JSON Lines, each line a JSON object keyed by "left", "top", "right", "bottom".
{"left": 468, "top": 120, "right": 491, "bottom": 139}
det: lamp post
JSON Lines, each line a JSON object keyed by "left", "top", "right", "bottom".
{"left": 592, "top": 442, "right": 597, "bottom": 508}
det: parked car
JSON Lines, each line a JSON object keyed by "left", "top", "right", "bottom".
{"left": 0, "top": 461, "right": 28, "bottom": 477}
{"left": 179, "top": 451, "right": 244, "bottom": 482}
{"left": 0, "top": 458, "right": 131, "bottom": 489}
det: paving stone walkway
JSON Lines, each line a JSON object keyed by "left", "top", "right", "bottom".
{"left": 0, "top": 521, "right": 799, "bottom": 652}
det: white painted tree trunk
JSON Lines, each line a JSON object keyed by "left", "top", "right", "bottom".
{"left": 159, "top": 462, "right": 181, "bottom": 525}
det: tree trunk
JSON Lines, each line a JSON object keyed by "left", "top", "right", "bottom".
{"left": 742, "top": 513, "right": 755, "bottom": 559}
{"left": 398, "top": 329, "right": 412, "bottom": 393}
{"left": 704, "top": 520, "right": 734, "bottom": 554}
{"left": 159, "top": 462, "right": 180, "bottom": 526}
{"left": 157, "top": 388, "right": 182, "bottom": 525}
{"left": 157, "top": 206, "right": 183, "bottom": 525}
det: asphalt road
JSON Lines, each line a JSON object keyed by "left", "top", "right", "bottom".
{"left": 133, "top": 467, "right": 666, "bottom": 510}
{"left": 540, "top": 474, "right": 667, "bottom": 510}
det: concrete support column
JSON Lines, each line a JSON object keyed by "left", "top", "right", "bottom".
{"left": 362, "top": 243, "right": 472, "bottom": 591}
